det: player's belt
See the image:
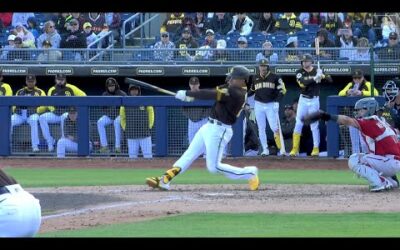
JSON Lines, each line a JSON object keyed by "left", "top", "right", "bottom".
{"left": 301, "top": 94, "right": 316, "bottom": 99}
{"left": 0, "top": 186, "right": 10, "bottom": 195}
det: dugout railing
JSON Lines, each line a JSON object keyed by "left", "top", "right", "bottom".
{"left": 0, "top": 96, "right": 246, "bottom": 157}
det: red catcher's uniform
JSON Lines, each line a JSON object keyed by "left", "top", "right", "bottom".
{"left": 356, "top": 115, "right": 400, "bottom": 157}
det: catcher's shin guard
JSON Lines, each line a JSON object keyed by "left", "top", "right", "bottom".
{"left": 163, "top": 166, "right": 182, "bottom": 183}
{"left": 289, "top": 133, "right": 301, "bottom": 156}
{"left": 274, "top": 133, "right": 282, "bottom": 150}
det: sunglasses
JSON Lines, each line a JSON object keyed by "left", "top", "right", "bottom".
{"left": 161, "top": 35, "right": 169, "bottom": 37}
{"left": 49, "top": 26, "right": 55, "bottom": 28}
{"left": 71, "top": 23, "right": 78, "bottom": 26}
{"left": 238, "top": 41, "right": 246, "bottom": 44}
{"left": 390, "top": 37, "right": 397, "bottom": 40}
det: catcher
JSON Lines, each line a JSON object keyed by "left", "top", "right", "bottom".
{"left": 302, "top": 97, "right": 399, "bottom": 192}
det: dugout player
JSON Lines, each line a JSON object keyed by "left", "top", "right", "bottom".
{"left": 39, "top": 74, "right": 86, "bottom": 152}
{"left": 290, "top": 53, "right": 332, "bottom": 157}
{"left": 303, "top": 97, "right": 399, "bottom": 192}
{"left": 0, "top": 169, "right": 41, "bottom": 237}
{"left": 145, "top": 66, "right": 260, "bottom": 191}
{"left": 248, "top": 58, "right": 286, "bottom": 156}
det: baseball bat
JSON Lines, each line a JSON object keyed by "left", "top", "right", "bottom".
{"left": 315, "top": 37, "right": 321, "bottom": 70}
{"left": 124, "top": 78, "right": 176, "bottom": 96}
{"left": 277, "top": 114, "right": 286, "bottom": 156}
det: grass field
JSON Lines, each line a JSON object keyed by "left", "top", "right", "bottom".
{"left": 4, "top": 168, "right": 366, "bottom": 187}
{"left": 4, "top": 167, "right": 398, "bottom": 237}
{"left": 39, "top": 212, "right": 400, "bottom": 237}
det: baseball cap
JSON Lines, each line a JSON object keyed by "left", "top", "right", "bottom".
{"left": 161, "top": 31, "right": 169, "bottom": 36}
{"left": 14, "top": 37, "right": 22, "bottom": 44}
{"left": 189, "top": 76, "right": 200, "bottom": 85}
{"left": 389, "top": 32, "right": 398, "bottom": 40}
{"left": 68, "top": 106, "right": 77, "bottom": 113}
{"left": 258, "top": 58, "right": 269, "bottom": 66}
{"left": 205, "top": 29, "right": 214, "bottom": 35}
{"left": 8, "top": 34, "right": 16, "bottom": 41}
{"left": 69, "top": 19, "right": 79, "bottom": 25}
{"left": 42, "top": 40, "right": 52, "bottom": 47}
{"left": 352, "top": 69, "right": 364, "bottom": 78}
{"left": 55, "top": 73, "right": 66, "bottom": 79}
{"left": 83, "top": 22, "right": 92, "bottom": 29}
{"left": 286, "top": 36, "right": 298, "bottom": 46}
{"left": 183, "top": 27, "right": 191, "bottom": 34}
{"left": 26, "top": 74, "right": 36, "bottom": 82}
{"left": 15, "top": 22, "right": 24, "bottom": 28}
{"left": 216, "top": 39, "right": 227, "bottom": 49}
{"left": 238, "top": 36, "right": 247, "bottom": 43}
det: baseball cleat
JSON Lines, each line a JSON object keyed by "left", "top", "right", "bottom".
{"left": 370, "top": 178, "right": 394, "bottom": 192}
{"left": 289, "top": 149, "right": 298, "bottom": 156}
{"left": 145, "top": 176, "right": 170, "bottom": 190}
{"left": 391, "top": 175, "right": 399, "bottom": 188}
{"left": 247, "top": 167, "right": 259, "bottom": 191}
{"left": 260, "top": 149, "right": 269, "bottom": 157}
{"left": 311, "top": 147, "right": 319, "bottom": 157}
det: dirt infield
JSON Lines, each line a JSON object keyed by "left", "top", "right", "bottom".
{"left": 6, "top": 157, "right": 395, "bottom": 235}
{"left": 33, "top": 184, "right": 400, "bottom": 233}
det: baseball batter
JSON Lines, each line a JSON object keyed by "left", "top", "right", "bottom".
{"left": 290, "top": 53, "right": 332, "bottom": 157}
{"left": 249, "top": 58, "right": 286, "bottom": 156}
{"left": 0, "top": 169, "right": 41, "bottom": 237}
{"left": 146, "top": 66, "right": 259, "bottom": 191}
{"left": 303, "top": 97, "right": 399, "bottom": 192}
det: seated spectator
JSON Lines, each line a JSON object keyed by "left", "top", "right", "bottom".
{"left": 308, "top": 12, "right": 324, "bottom": 26}
{"left": 353, "top": 13, "right": 377, "bottom": 44}
{"left": 376, "top": 31, "right": 400, "bottom": 60}
{"left": 228, "top": 13, "right": 254, "bottom": 36}
{"left": 83, "top": 22, "right": 98, "bottom": 47}
{"left": 82, "top": 12, "right": 106, "bottom": 35}
{"left": 11, "top": 12, "right": 34, "bottom": 27}
{"left": 281, "top": 104, "right": 296, "bottom": 151}
{"left": 7, "top": 37, "right": 31, "bottom": 61}
{"left": 194, "top": 12, "right": 208, "bottom": 36}
{"left": 56, "top": 13, "right": 73, "bottom": 36}
{"left": 37, "top": 40, "right": 62, "bottom": 62}
{"left": 255, "top": 12, "right": 276, "bottom": 35}
{"left": 202, "top": 29, "right": 217, "bottom": 48}
{"left": 56, "top": 107, "right": 93, "bottom": 158}
{"left": 349, "top": 37, "right": 378, "bottom": 61}
{"left": 36, "top": 21, "right": 61, "bottom": 49}
{"left": 153, "top": 31, "right": 175, "bottom": 61}
{"left": 27, "top": 17, "right": 39, "bottom": 40}
{"left": 255, "top": 40, "right": 278, "bottom": 63}
{"left": 212, "top": 39, "right": 230, "bottom": 61}
{"left": 175, "top": 27, "right": 199, "bottom": 60}
{"left": 60, "top": 19, "right": 87, "bottom": 61}
{"left": 160, "top": 12, "right": 185, "bottom": 37}
{"left": 12, "top": 22, "right": 36, "bottom": 48}
{"left": 0, "top": 34, "right": 16, "bottom": 60}
{"left": 208, "top": 12, "right": 231, "bottom": 36}
{"left": 0, "top": 12, "right": 12, "bottom": 29}
{"left": 274, "top": 12, "right": 302, "bottom": 35}
{"left": 283, "top": 36, "right": 301, "bottom": 62}
{"left": 311, "top": 28, "right": 337, "bottom": 60}
{"left": 335, "top": 28, "right": 358, "bottom": 59}
{"left": 176, "top": 16, "right": 201, "bottom": 39}
{"left": 320, "top": 12, "right": 343, "bottom": 35}
{"left": 231, "top": 36, "right": 253, "bottom": 61}
{"left": 381, "top": 16, "right": 397, "bottom": 40}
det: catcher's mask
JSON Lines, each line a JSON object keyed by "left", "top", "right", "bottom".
{"left": 382, "top": 79, "right": 399, "bottom": 105}
{"left": 353, "top": 97, "right": 379, "bottom": 118}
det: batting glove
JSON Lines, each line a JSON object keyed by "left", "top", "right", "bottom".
{"left": 175, "top": 90, "right": 187, "bottom": 101}
{"left": 317, "top": 68, "right": 323, "bottom": 75}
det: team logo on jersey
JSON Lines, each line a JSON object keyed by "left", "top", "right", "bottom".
{"left": 296, "top": 73, "right": 302, "bottom": 79}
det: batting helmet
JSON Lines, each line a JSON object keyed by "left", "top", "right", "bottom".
{"left": 301, "top": 53, "right": 314, "bottom": 65}
{"left": 227, "top": 65, "right": 251, "bottom": 82}
{"left": 382, "top": 79, "right": 399, "bottom": 104}
{"left": 354, "top": 97, "right": 379, "bottom": 118}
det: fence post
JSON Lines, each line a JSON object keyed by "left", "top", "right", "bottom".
{"left": 326, "top": 96, "right": 339, "bottom": 157}
{"left": 0, "top": 106, "right": 11, "bottom": 156}
{"left": 77, "top": 106, "right": 90, "bottom": 156}
{"left": 231, "top": 112, "right": 244, "bottom": 157}
{"left": 155, "top": 106, "right": 168, "bottom": 156}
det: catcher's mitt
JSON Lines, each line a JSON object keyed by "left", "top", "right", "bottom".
{"left": 302, "top": 110, "right": 331, "bottom": 125}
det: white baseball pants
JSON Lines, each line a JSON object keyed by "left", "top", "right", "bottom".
{"left": 254, "top": 101, "right": 279, "bottom": 152}
{"left": 127, "top": 137, "right": 153, "bottom": 158}
{"left": 97, "top": 115, "right": 122, "bottom": 148}
{"left": 56, "top": 137, "right": 93, "bottom": 157}
{"left": 174, "top": 121, "right": 257, "bottom": 180}
{"left": 294, "top": 95, "right": 320, "bottom": 147}
{"left": 11, "top": 111, "right": 40, "bottom": 150}
{"left": 39, "top": 112, "right": 68, "bottom": 147}
{"left": 0, "top": 184, "right": 41, "bottom": 237}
